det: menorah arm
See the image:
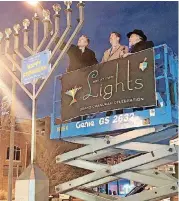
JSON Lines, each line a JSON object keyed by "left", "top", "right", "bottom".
{"left": 24, "top": 45, "right": 34, "bottom": 55}
{"left": 23, "top": 30, "right": 34, "bottom": 55}
{"left": 36, "top": 20, "right": 50, "bottom": 53}
{"left": 14, "top": 34, "right": 24, "bottom": 60}
{"left": 5, "top": 53, "right": 22, "bottom": 73}
{"left": 54, "top": 41, "right": 70, "bottom": 51}
{"left": 0, "top": 59, "right": 33, "bottom": 99}
{"left": 52, "top": 19, "right": 84, "bottom": 71}
{"left": 49, "top": 9, "right": 72, "bottom": 63}
{"left": 4, "top": 38, "right": 22, "bottom": 73}
{"left": 14, "top": 49, "right": 24, "bottom": 60}
{"left": 35, "top": 4, "right": 84, "bottom": 99}
{"left": 46, "top": 14, "right": 60, "bottom": 50}
{"left": 33, "top": 15, "right": 39, "bottom": 52}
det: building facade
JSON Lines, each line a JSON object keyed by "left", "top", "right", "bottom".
{"left": 0, "top": 116, "right": 85, "bottom": 197}
{"left": 0, "top": 117, "right": 50, "bottom": 192}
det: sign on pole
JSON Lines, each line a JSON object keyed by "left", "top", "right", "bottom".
{"left": 21, "top": 50, "right": 51, "bottom": 85}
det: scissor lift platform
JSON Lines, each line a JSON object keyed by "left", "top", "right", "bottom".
{"left": 51, "top": 45, "right": 178, "bottom": 200}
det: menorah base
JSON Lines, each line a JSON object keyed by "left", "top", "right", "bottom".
{"left": 15, "top": 164, "right": 49, "bottom": 201}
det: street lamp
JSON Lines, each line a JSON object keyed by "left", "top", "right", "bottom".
{"left": 0, "top": 2, "right": 85, "bottom": 201}
{"left": 27, "top": 0, "right": 44, "bottom": 20}
{"left": 27, "top": 0, "right": 39, "bottom": 7}
{"left": 27, "top": 0, "right": 44, "bottom": 10}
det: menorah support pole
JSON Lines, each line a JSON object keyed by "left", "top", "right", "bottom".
{"left": 31, "top": 82, "right": 37, "bottom": 164}
{"left": 14, "top": 81, "right": 49, "bottom": 201}
{"left": 7, "top": 53, "right": 16, "bottom": 201}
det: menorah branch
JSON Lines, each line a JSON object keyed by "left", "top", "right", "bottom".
{"left": 31, "top": 82, "right": 37, "bottom": 163}
{"left": 33, "top": 15, "right": 39, "bottom": 52}
{"left": 49, "top": 8, "right": 72, "bottom": 63}
{"left": 46, "top": 13, "right": 60, "bottom": 50}
{"left": 23, "top": 30, "right": 34, "bottom": 55}
{"left": 14, "top": 34, "right": 24, "bottom": 60}
{"left": 36, "top": 19, "right": 50, "bottom": 53}
{"left": 4, "top": 39, "right": 22, "bottom": 73}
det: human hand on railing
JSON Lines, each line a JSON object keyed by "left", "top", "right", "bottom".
{"left": 122, "top": 53, "right": 132, "bottom": 58}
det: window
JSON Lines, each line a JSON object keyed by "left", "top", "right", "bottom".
{"left": 41, "top": 129, "right": 45, "bottom": 136}
{"left": 3, "top": 165, "right": 23, "bottom": 177}
{"left": 6, "top": 146, "right": 21, "bottom": 161}
{"left": 3, "top": 165, "right": 8, "bottom": 176}
{"left": 36, "top": 128, "right": 45, "bottom": 136}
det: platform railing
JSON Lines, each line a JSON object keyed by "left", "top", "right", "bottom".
{"left": 50, "top": 44, "right": 178, "bottom": 140}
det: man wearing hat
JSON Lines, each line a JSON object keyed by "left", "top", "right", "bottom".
{"left": 127, "top": 29, "right": 154, "bottom": 53}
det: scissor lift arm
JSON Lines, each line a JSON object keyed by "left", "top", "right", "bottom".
{"left": 55, "top": 126, "right": 178, "bottom": 201}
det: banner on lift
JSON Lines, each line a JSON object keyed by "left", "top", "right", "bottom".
{"left": 61, "top": 48, "right": 156, "bottom": 121}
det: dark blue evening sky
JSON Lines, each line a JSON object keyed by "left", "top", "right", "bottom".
{"left": 0, "top": 1, "right": 178, "bottom": 119}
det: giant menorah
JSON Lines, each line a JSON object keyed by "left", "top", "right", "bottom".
{"left": 0, "top": 2, "right": 84, "bottom": 201}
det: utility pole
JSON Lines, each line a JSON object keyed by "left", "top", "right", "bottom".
{"left": 7, "top": 24, "right": 19, "bottom": 201}
{"left": 7, "top": 53, "right": 16, "bottom": 201}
